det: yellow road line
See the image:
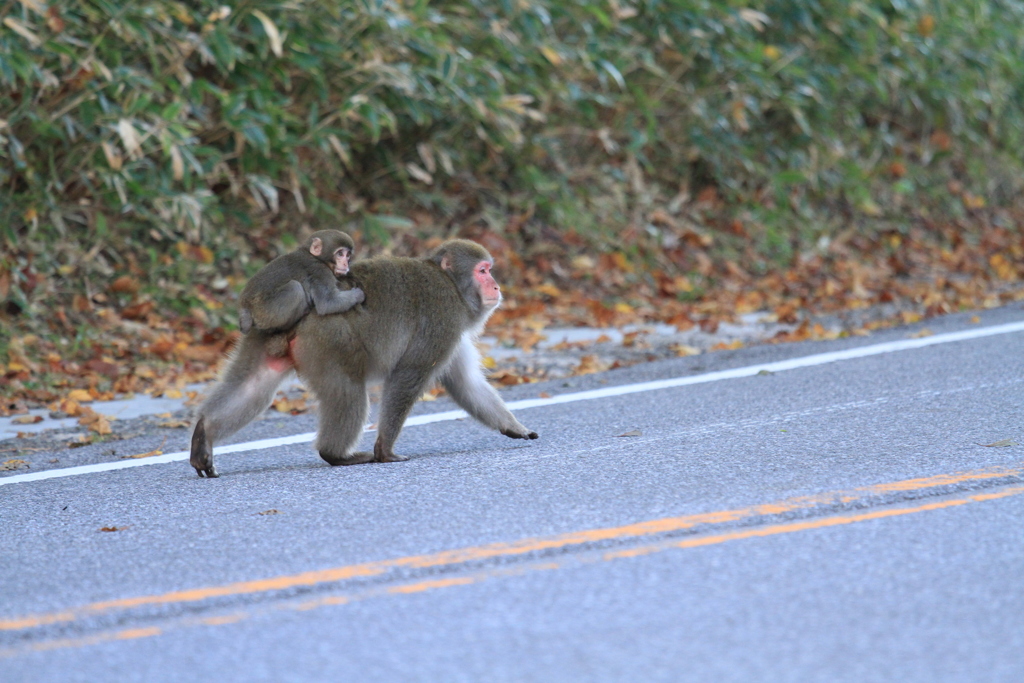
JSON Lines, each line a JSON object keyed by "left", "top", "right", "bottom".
{"left": 605, "top": 487, "right": 1024, "bottom": 560}
{"left": 6, "top": 626, "right": 164, "bottom": 658}
{"left": 3, "top": 484, "right": 1024, "bottom": 660}
{"left": 2, "top": 463, "right": 1022, "bottom": 634}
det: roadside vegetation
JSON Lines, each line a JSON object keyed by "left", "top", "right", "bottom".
{"left": 2, "top": 0, "right": 1023, "bottom": 418}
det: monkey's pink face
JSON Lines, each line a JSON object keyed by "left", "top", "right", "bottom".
{"left": 476, "top": 261, "right": 501, "bottom": 308}
{"left": 333, "top": 248, "right": 351, "bottom": 276}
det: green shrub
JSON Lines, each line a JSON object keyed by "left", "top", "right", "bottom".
{"left": 2, "top": 0, "right": 1022, "bottom": 312}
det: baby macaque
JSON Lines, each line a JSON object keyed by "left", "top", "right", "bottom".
{"left": 238, "top": 230, "right": 364, "bottom": 336}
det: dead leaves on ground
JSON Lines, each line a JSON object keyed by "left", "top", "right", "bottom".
{"left": 0, "top": 320, "right": 235, "bottom": 416}
{"left": 489, "top": 369, "right": 529, "bottom": 386}
{"left": 4, "top": 217, "right": 1024, "bottom": 412}
{"left": 573, "top": 355, "right": 615, "bottom": 376}
{"left": 77, "top": 411, "right": 112, "bottom": 435}
{"left": 272, "top": 394, "right": 310, "bottom": 415}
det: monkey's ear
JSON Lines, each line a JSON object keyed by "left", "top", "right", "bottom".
{"left": 310, "top": 238, "right": 323, "bottom": 256}
{"left": 440, "top": 255, "right": 452, "bottom": 271}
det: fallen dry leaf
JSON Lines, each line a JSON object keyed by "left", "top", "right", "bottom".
{"left": 110, "top": 275, "right": 140, "bottom": 295}
{"left": 158, "top": 419, "right": 191, "bottom": 428}
{"left": 122, "top": 449, "right": 164, "bottom": 459}
{"left": 50, "top": 399, "right": 85, "bottom": 417}
{"left": 272, "top": 396, "right": 309, "bottom": 414}
{"left": 99, "top": 526, "right": 127, "bottom": 532}
{"left": 257, "top": 509, "right": 280, "bottom": 516}
{"left": 1, "top": 459, "right": 29, "bottom": 471}
{"left": 573, "top": 355, "right": 612, "bottom": 376}
{"left": 909, "top": 328, "right": 934, "bottom": 338}
{"left": 79, "top": 412, "right": 113, "bottom": 435}
{"left": 617, "top": 429, "right": 643, "bottom": 437}
{"left": 535, "top": 283, "right": 561, "bottom": 298}
{"left": 980, "top": 439, "right": 1018, "bottom": 448}
{"left": 490, "top": 370, "right": 527, "bottom": 386}
{"left": 67, "top": 389, "right": 93, "bottom": 402}
{"left": 11, "top": 415, "right": 43, "bottom": 425}
{"left": 622, "top": 331, "right": 641, "bottom": 347}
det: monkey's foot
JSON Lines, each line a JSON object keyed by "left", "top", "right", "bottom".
{"left": 319, "top": 450, "right": 376, "bottom": 466}
{"left": 501, "top": 427, "right": 539, "bottom": 440}
{"left": 265, "top": 334, "right": 291, "bottom": 359}
{"left": 190, "top": 418, "right": 220, "bottom": 478}
{"left": 372, "top": 442, "right": 410, "bottom": 463}
{"left": 194, "top": 464, "right": 219, "bottom": 478}
{"left": 373, "top": 451, "right": 410, "bottom": 463}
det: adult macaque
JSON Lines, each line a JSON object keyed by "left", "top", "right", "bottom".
{"left": 190, "top": 239, "right": 537, "bottom": 477}
{"left": 238, "top": 229, "right": 364, "bottom": 337}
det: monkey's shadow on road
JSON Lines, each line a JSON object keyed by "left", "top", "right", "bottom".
{"left": 197, "top": 441, "right": 539, "bottom": 479}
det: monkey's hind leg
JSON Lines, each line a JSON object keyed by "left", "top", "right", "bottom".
{"left": 190, "top": 334, "right": 293, "bottom": 478}
{"left": 190, "top": 417, "right": 217, "bottom": 478}
{"left": 253, "top": 280, "right": 308, "bottom": 332}
{"left": 360, "top": 365, "right": 432, "bottom": 463}
{"left": 304, "top": 369, "right": 373, "bottom": 466}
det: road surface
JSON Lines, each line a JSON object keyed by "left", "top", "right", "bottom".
{"left": 2, "top": 305, "right": 1024, "bottom": 682}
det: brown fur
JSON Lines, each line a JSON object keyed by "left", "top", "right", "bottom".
{"left": 189, "top": 240, "right": 537, "bottom": 477}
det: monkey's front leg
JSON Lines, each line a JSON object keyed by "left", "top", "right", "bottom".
{"left": 440, "top": 336, "right": 538, "bottom": 440}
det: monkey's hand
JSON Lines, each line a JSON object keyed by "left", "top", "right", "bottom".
{"left": 501, "top": 425, "right": 539, "bottom": 440}
{"left": 316, "top": 287, "right": 365, "bottom": 315}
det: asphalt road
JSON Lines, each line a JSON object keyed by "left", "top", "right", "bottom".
{"left": 3, "top": 305, "right": 1024, "bottom": 682}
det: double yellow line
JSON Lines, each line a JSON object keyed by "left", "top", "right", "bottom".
{"left": 3, "top": 463, "right": 1023, "bottom": 657}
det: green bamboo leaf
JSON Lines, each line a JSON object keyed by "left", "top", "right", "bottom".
{"left": 251, "top": 10, "right": 284, "bottom": 57}
{"left": 599, "top": 60, "right": 626, "bottom": 89}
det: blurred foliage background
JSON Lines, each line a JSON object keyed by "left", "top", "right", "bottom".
{"left": 2, "top": 0, "right": 1023, "bottom": 365}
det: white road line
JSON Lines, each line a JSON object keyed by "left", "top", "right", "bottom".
{"left": 3, "top": 319, "right": 1023, "bottom": 487}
